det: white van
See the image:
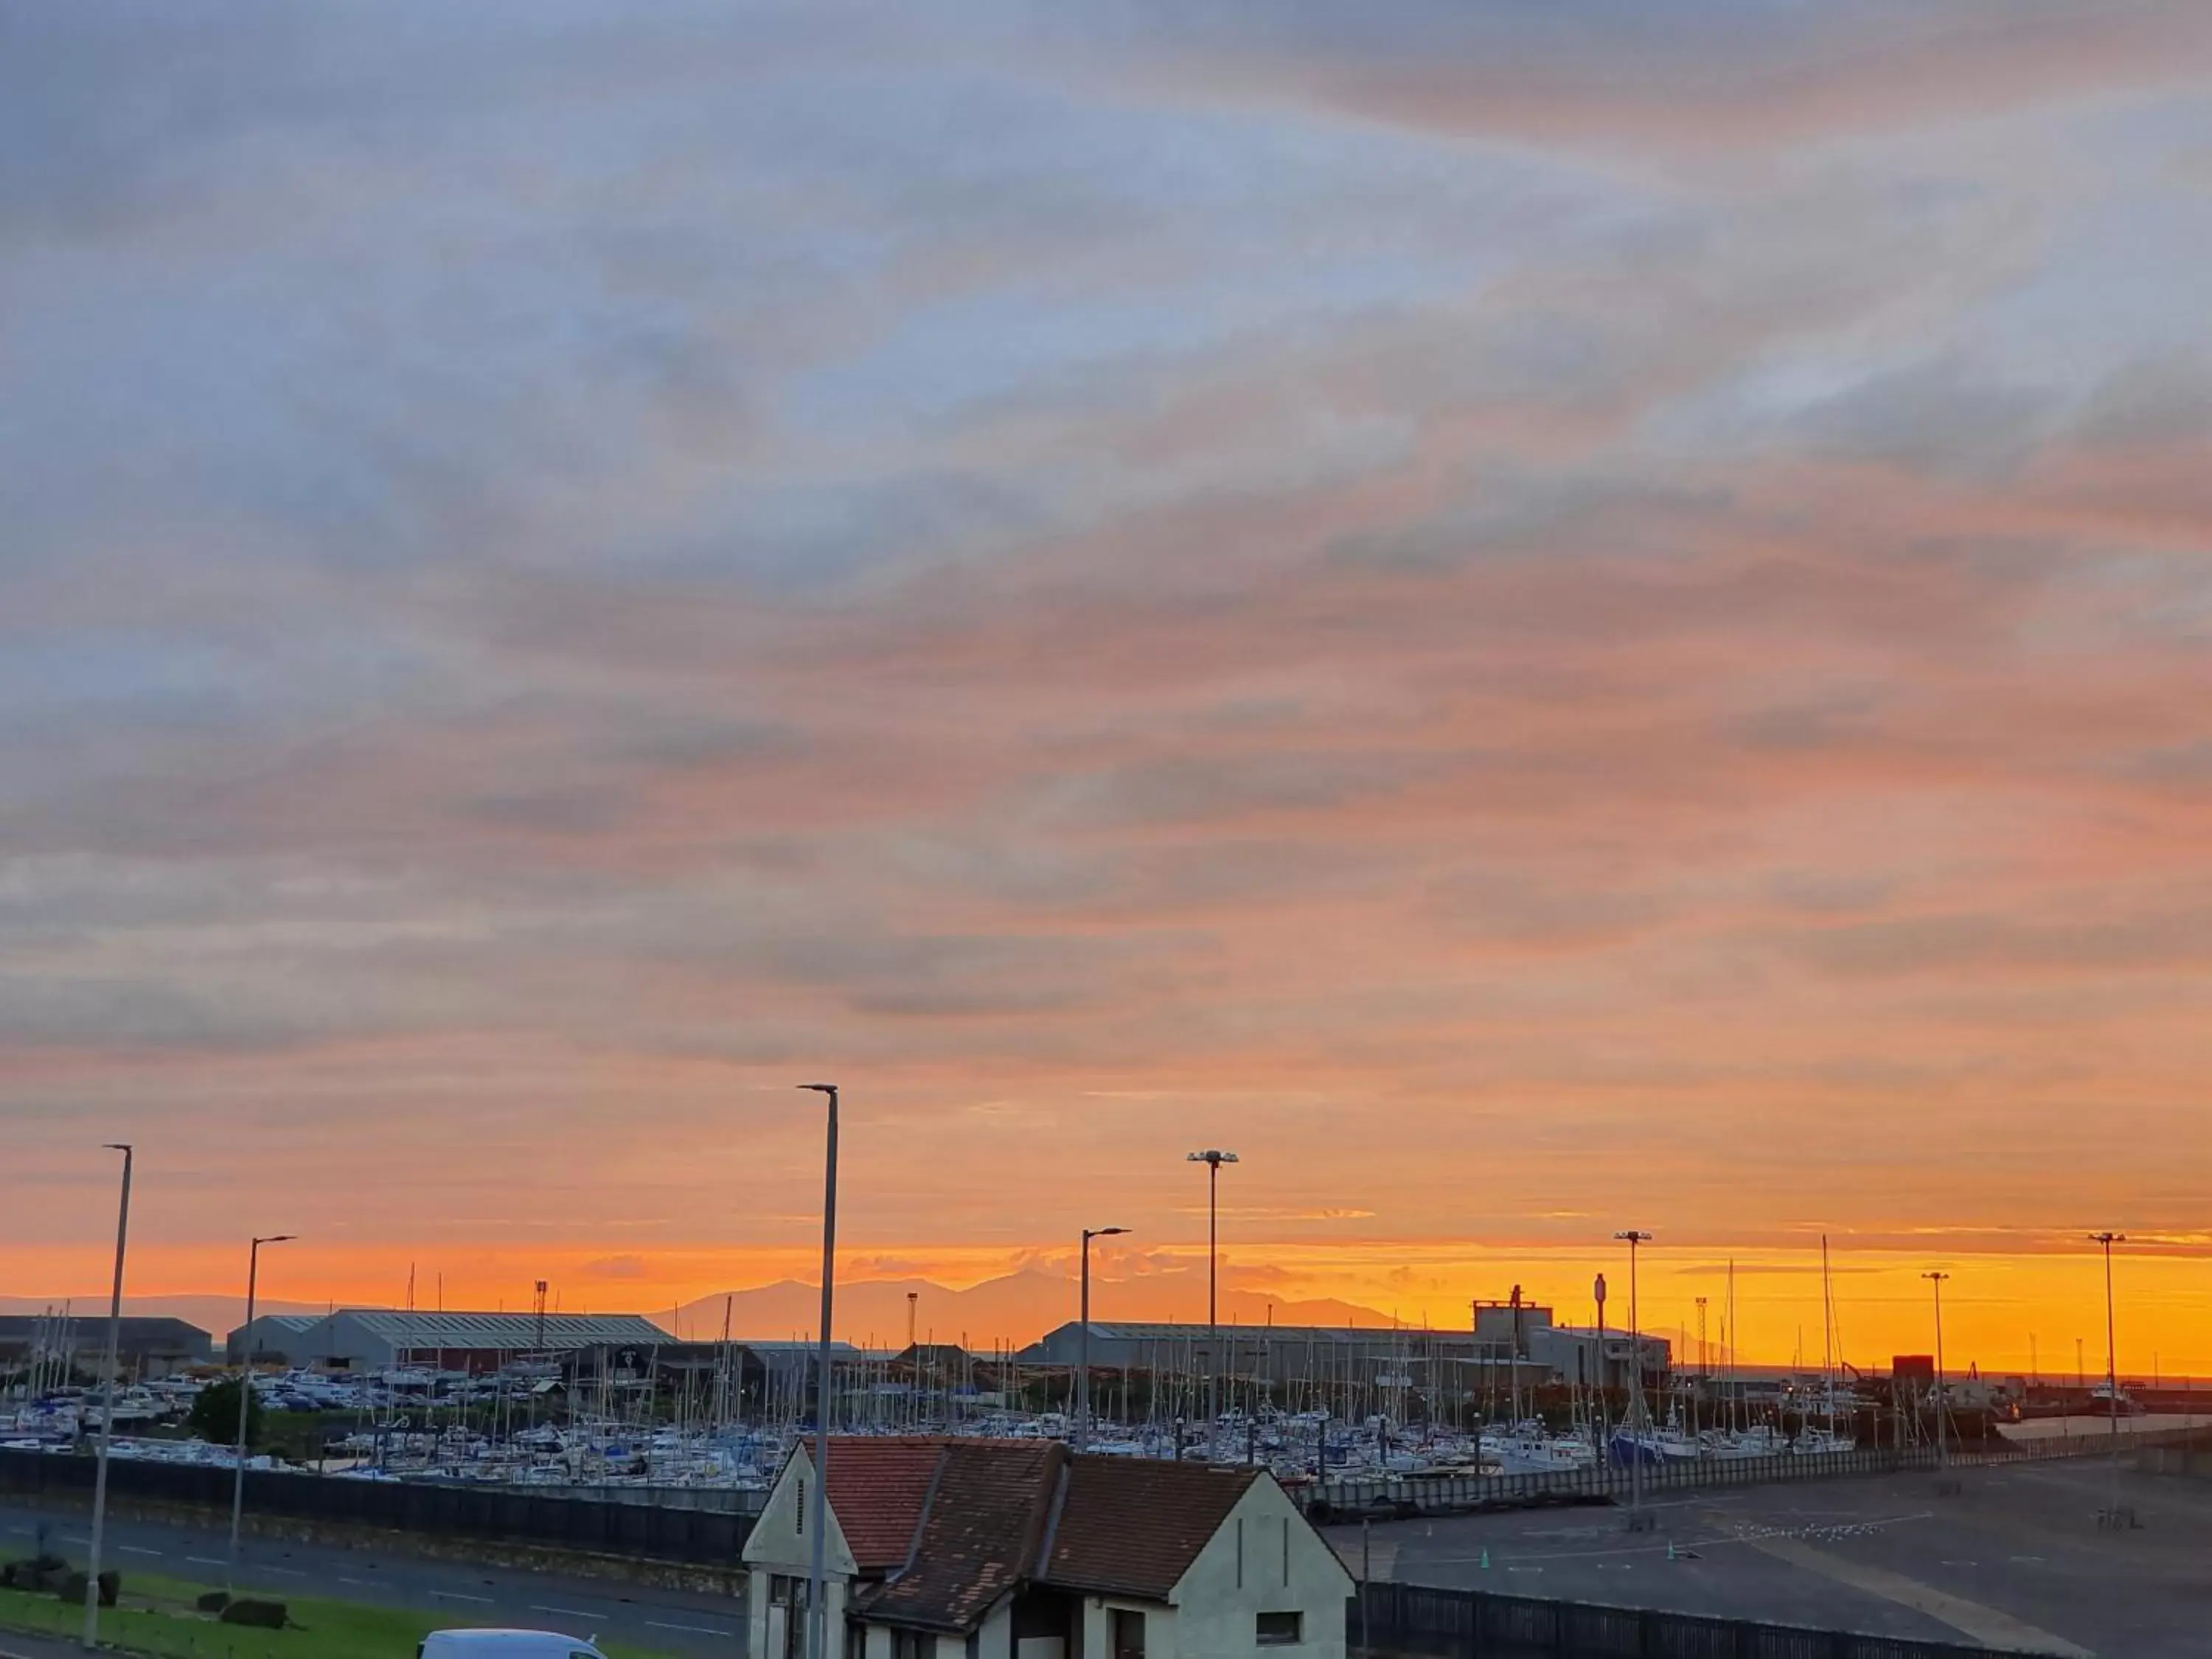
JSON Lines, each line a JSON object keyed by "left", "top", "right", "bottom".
{"left": 418, "top": 1632, "right": 605, "bottom": 1658}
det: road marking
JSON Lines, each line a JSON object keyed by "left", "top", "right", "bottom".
{"left": 432, "top": 1590, "right": 495, "bottom": 1604}
{"left": 187, "top": 1557, "right": 226, "bottom": 1567}
{"left": 647, "top": 1620, "right": 734, "bottom": 1637}
{"left": 62, "top": 1535, "right": 88, "bottom": 1546}
{"left": 119, "top": 1546, "right": 164, "bottom": 1557}
{"left": 338, "top": 1577, "right": 373, "bottom": 1587}
{"left": 532, "top": 1606, "right": 605, "bottom": 1620}
{"left": 261, "top": 1567, "right": 307, "bottom": 1577}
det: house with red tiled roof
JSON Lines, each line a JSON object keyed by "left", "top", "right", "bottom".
{"left": 742, "top": 1437, "right": 1352, "bottom": 1659}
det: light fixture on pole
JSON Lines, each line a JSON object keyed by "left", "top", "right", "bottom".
{"left": 798, "top": 1084, "right": 841, "bottom": 1659}
{"left": 2089, "top": 1231, "right": 2125, "bottom": 1503}
{"left": 1186, "top": 1150, "right": 1239, "bottom": 1449}
{"left": 226, "top": 1233, "right": 296, "bottom": 1596}
{"left": 1922, "top": 1271, "right": 1951, "bottom": 1470}
{"left": 1077, "top": 1226, "right": 1130, "bottom": 1453}
{"left": 1613, "top": 1230, "right": 1652, "bottom": 1523}
{"left": 83, "top": 1144, "right": 133, "bottom": 1652}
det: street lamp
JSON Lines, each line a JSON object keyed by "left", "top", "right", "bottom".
{"left": 1922, "top": 1272, "right": 1951, "bottom": 1470}
{"left": 226, "top": 1233, "right": 295, "bottom": 1595}
{"left": 1187, "top": 1150, "right": 1239, "bottom": 1448}
{"left": 1613, "top": 1231, "right": 1652, "bottom": 1523}
{"left": 83, "top": 1144, "right": 132, "bottom": 1652}
{"left": 798, "top": 1084, "right": 841, "bottom": 1659}
{"left": 2090, "top": 1231, "right": 2125, "bottom": 1503}
{"left": 1077, "top": 1227, "right": 1130, "bottom": 1453}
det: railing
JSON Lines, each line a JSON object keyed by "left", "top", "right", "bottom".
{"left": 0, "top": 1448, "right": 762, "bottom": 1565}
{"left": 1302, "top": 1425, "right": 2205, "bottom": 1520}
{"left": 1353, "top": 1577, "right": 2048, "bottom": 1659}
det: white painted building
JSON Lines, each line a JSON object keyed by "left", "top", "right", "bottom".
{"left": 743, "top": 1437, "right": 1352, "bottom": 1659}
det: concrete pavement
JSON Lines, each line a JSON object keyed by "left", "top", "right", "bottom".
{"left": 0, "top": 1500, "right": 745, "bottom": 1655}
{"left": 1332, "top": 1459, "right": 2212, "bottom": 1658}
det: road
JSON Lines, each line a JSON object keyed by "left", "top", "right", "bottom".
{"left": 0, "top": 1500, "right": 745, "bottom": 1656}
{"left": 1330, "top": 1458, "right": 2212, "bottom": 1658}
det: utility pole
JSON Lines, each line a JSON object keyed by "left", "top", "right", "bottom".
{"left": 1923, "top": 1271, "right": 1951, "bottom": 1470}
{"left": 83, "top": 1144, "right": 133, "bottom": 1652}
{"left": 1186, "top": 1150, "right": 1238, "bottom": 1450}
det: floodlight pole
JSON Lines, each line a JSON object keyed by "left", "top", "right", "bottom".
{"left": 799, "top": 1084, "right": 841, "bottom": 1659}
{"left": 83, "top": 1144, "right": 133, "bottom": 1651}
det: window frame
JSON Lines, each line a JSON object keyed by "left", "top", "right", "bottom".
{"left": 1256, "top": 1610, "right": 1304, "bottom": 1647}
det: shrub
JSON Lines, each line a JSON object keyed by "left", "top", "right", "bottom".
{"left": 55, "top": 1569, "right": 120, "bottom": 1607}
{"left": 220, "top": 1596, "right": 288, "bottom": 1628}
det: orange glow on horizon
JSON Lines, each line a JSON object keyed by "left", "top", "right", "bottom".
{"left": 13, "top": 1238, "right": 2211, "bottom": 1381}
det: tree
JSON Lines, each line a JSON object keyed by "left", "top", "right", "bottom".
{"left": 187, "top": 1376, "right": 264, "bottom": 1450}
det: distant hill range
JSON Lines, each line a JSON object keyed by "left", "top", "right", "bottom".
{"left": 1, "top": 1272, "right": 1399, "bottom": 1350}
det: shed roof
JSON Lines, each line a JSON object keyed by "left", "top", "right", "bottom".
{"left": 804, "top": 1437, "right": 950, "bottom": 1572}
{"left": 853, "top": 1441, "right": 1061, "bottom": 1631}
{"left": 1043, "top": 1457, "right": 1261, "bottom": 1600}
{"left": 339, "top": 1309, "right": 670, "bottom": 1350}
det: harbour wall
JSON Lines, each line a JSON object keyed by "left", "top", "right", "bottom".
{"left": 0, "top": 1448, "right": 761, "bottom": 1579}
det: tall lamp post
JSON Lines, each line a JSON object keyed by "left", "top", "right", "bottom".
{"left": 226, "top": 1232, "right": 295, "bottom": 1595}
{"left": 2090, "top": 1231, "right": 2125, "bottom": 1504}
{"left": 1187, "top": 1150, "right": 1238, "bottom": 1450}
{"left": 798, "top": 1084, "right": 841, "bottom": 1659}
{"left": 83, "top": 1144, "right": 133, "bottom": 1652}
{"left": 1077, "top": 1226, "right": 1130, "bottom": 1452}
{"left": 1922, "top": 1271, "right": 1951, "bottom": 1469}
{"left": 1613, "top": 1230, "right": 1652, "bottom": 1523}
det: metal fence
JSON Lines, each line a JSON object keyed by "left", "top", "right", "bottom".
{"left": 0, "top": 1449, "right": 761, "bottom": 1565}
{"left": 1354, "top": 1578, "right": 2042, "bottom": 1659}
{"left": 1304, "top": 1426, "right": 2204, "bottom": 1520}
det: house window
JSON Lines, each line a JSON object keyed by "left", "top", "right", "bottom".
{"left": 796, "top": 1478, "right": 805, "bottom": 1534}
{"left": 849, "top": 1624, "right": 867, "bottom": 1659}
{"left": 1111, "top": 1610, "right": 1145, "bottom": 1659}
{"left": 1256, "top": 1613, "right": 1303, "bottom": 1647}
{"left": 894, "top": 1633, "right": 938, "bottom": 1659}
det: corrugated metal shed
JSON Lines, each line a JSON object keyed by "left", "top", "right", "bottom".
{"left": 342, "top": 1310, "right": 669, "bottom": 1350}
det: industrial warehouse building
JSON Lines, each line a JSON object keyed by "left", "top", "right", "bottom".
{"left": 1018, "top": 1307, "right": 1669, "bottom": 1399}
{"left": 225, "top": 1308, "right": 671, "bottom": 1372}
{"left": 0, "top": 1315, "right": 212, "bottom": 1380}
{"left": 564, "top": 1337, "right": 863, "bottom": 1409}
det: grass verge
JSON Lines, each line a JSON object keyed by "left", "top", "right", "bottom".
{"left": 0, "top": 1568, "right": 672, "bottom": 1658}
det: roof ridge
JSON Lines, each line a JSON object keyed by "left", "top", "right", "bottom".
{"left": 895, "top": 1444, "right": 953, "bottom": 1580}
{"left": 1032, "top": 1450, "right": 1071, "bottom": 1574}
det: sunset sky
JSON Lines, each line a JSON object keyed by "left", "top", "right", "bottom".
{"left": 7, "top": 2, "right": 2212, "bottom": 1376}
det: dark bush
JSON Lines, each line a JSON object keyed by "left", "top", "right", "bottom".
{"left": 220, "top": 1596, "right": 288, "bottom": 1628}
{"left": 1, "top": 1554, "right": 69, "bottom": 1592}
{"left": 55, "top": 1570, "right": 119, "bottom": 1607}
{"left": 197, "top": 1588, "right": 232, "bottom": 1613}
